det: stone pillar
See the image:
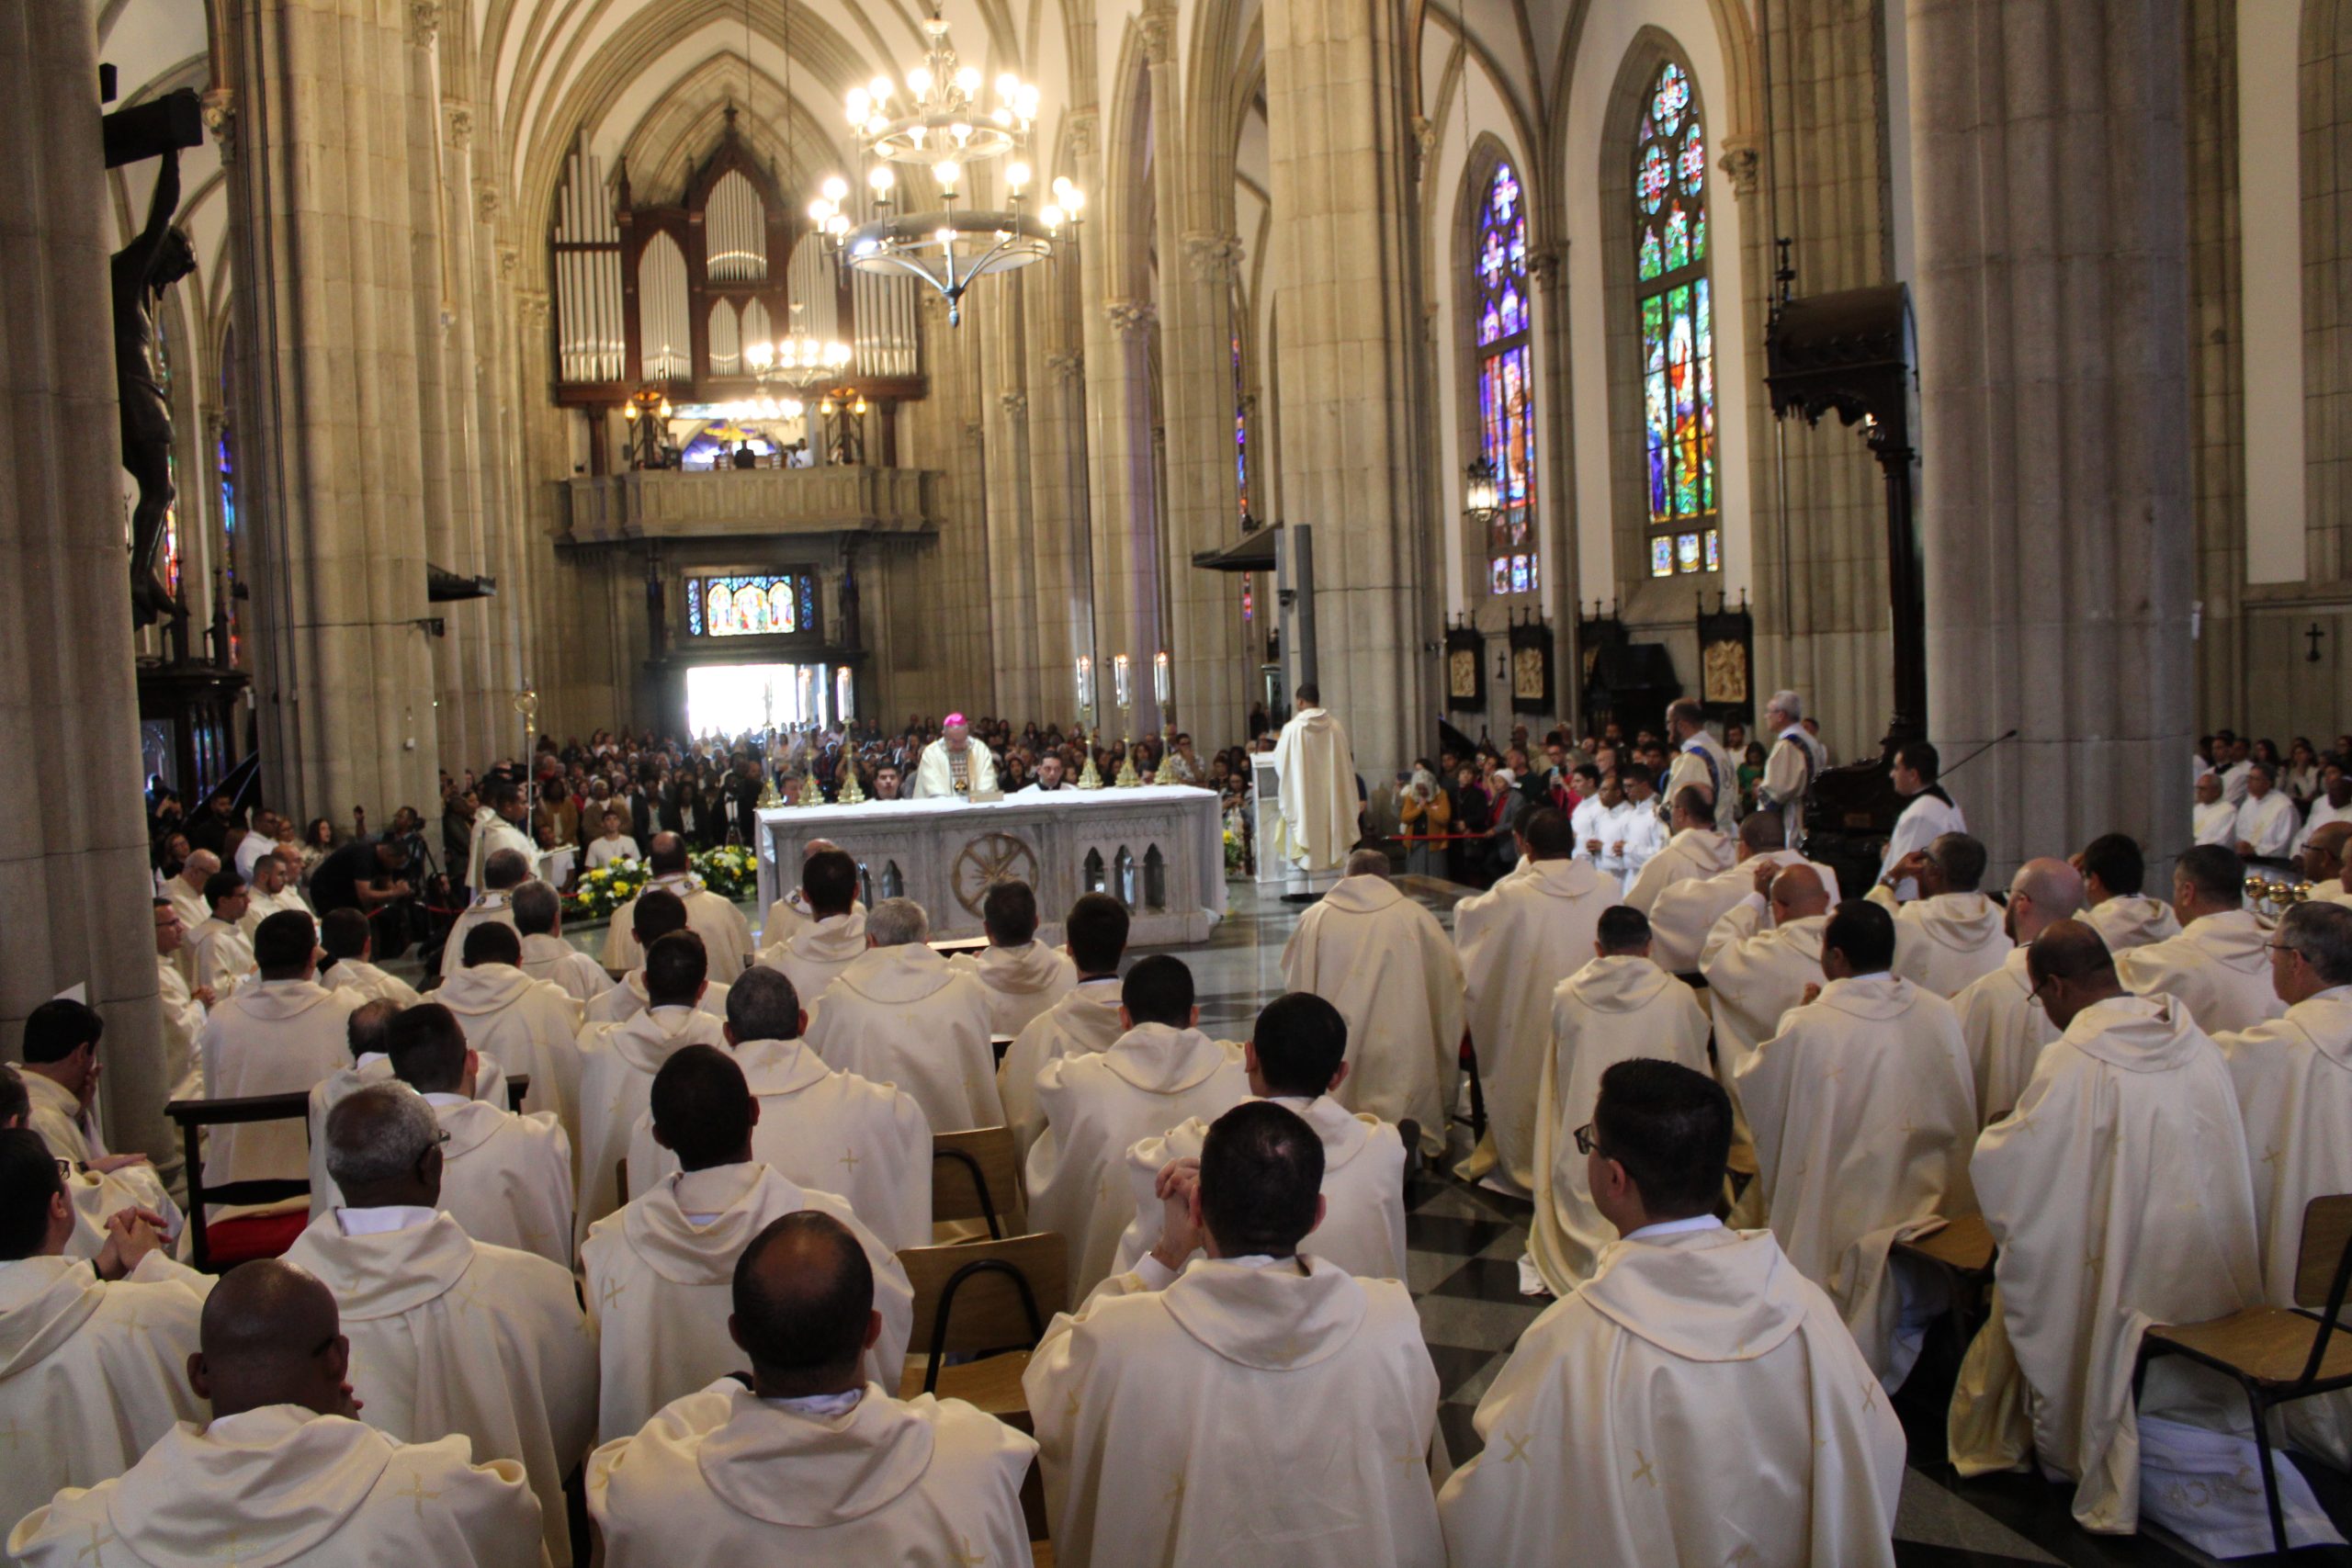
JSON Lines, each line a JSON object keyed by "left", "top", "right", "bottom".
{"left": 1020, "top": 234, "right": 1091, "bottom": 728}
{"left": 982, "top": 292, "right": 1043, "bottom": 721}
{"left": 0, "top": 0, "right": 172, "bottom": 1158}
{"left": 222, "top": 0, "right": 444, "bottom": 820}
{"left": 1262, "top": 0, "right": 1430, "bottom": 773}
{"left": 1909, "top": 0, "right": 2193, "bottom": 874}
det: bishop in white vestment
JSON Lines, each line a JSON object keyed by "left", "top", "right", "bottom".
{"left": 1026, "top": 1102, "right": 1445, "bottom": 1568}
{"left": 1440, "top": 1059, "right": 1905, "bottom": 1568}
{"left": 2114, "top": 845, "right": 2286, "bottom": 1036}
{"left": 949, "top": 878, "right": 1077, "bottom": 1036}
{"left": 1270, "top": 685, "right": 1362, "bottom": 875}
{"left": 582, "top": 1045, "right": 911, "bottom": 1443}
{"left": 803, "top": 899, "right": 1002, "bottom": 1133}
{"left": 587, "top": 1212, "right": 1034, "bottom": 1568}
{"left": 909, "top": 716, "right": 1001, "bottom": 799}
{"left": 574, "top": 932, "right": 730, "bottom": 1240}
{"left": 1280, "top": 851, "right": 1464, "bottom": 1150}
{"left": 1001, "top": 894, "right": 1133, "bottom": 1162}
{"left": 1866, "top": 831, "right": 2008, "bottom": 998}
{"left": 1951, "top": 858, "right": 2084, "bottom": 1124}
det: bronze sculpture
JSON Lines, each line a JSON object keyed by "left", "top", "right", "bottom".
{"left": 113, "top": 144, "right": 197, "bottom": 625}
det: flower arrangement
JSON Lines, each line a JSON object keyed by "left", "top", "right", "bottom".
{"left": 569, "top": 859, "right": 648, "bottom": 919}
{"left": 1224, "top": 826, "right": 1245, "bottom": 879}
{"left": 693, "top": 844, "right": 758, "bottom": 902}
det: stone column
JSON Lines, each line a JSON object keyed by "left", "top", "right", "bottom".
{"left": 1909, "top": 0, "right": 2193, "bottom": 874}
{"left": 982, "top": 291, "right": 1043, "bottom": 721}
{"left": 1020, "top": 234, "right": 1091, "bottom": 728}
{"left": 1262, "top": 0, "right": 1430, "bottom": 773}
{"left": 222, "top": 0, "right": 444, "bottom": 820}
{"left": 0, "top": 0, "right": 172, "bottom": 1158}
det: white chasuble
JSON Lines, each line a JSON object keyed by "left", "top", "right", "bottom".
{"left": 601, "top": 874, "right": 754, "bottom": 978}
{"left": 910, "top": 738, "right": 1001, "bottom": 799}
{"left": 9, "top": 1404, "right": 545, "bottom": 1568}
{"left": 303, "top": 1053, "right": 511, "bottom": 1219}
{"left": 1529, "top": 955, "right": 1712, "bottom": 1293}
{"left": 587, "top": 1379, "right": 1035, "bottom": 1568}
{"left": 1866, "top": 886, "right": 2008, "bottom": 998}
{"left": 1647, "top": 850, "right": 1838, "bottom": 976}
{"left": 1438, "top": 1225, "right": 1905, "bottom": 1568}
{"left": 1623, "top": 827, "right": 1733, "bottom": 916}
{"left": 760, "top": 886, "right": 864, "bottom": 946}
{"left": 2115, "top": 908, "right": 2286, "bottom": 1037}
{"left": 1699, "top": 899, "right": 1829, "bottom": 1170}
{"left": 155, "top": 954, "right": 206, "bottom": 1100}
{"left": 0, "top": 1253, "right": 209, "bottom": 1540}
{"left": 1954, "top": 995, "right": 2263, "bottom": 1535}
{"left": 804, "top": 946, "right": 1002, "bottom": 1134}
{"left": 1281, "top": 874, "right": 1465, "bottom": 1150}
{"left": 625, "top": 1035, "right": 933, "bottom": 1254}
{"left": 582, "top": 1162, "right": 912, "bottom": 1444}
{"left": 2083, "top": 894, "right": 2182, "bottom": 955}
{"left": 319, "top": 957, "right": 420, "bottom": 1008}
{"left": 1953, "top": 946, "right": 2055, "bottom": 1126}
{"left": 1000, "top": 977, "right": 1125, "bottom": 1162}
{"left": 1271, "top": 706, "right": 1362, "bottom": 874}
{"left": 949, "top": 941, "right": 1079, "bottom": 1039}
{"left": 1735, "top": 975, "right": 1978, "bottom": 1382}
{"left": 519, "top": 931, "right": 614, "bottom": 1006}
{"left": 435, "top": 963, "right": 586, "bottom": 1138}
{"left": 753, "top": 911, "right": 868, "bottom": 1013}
{"left": 1025, "top": 1258, "right": 1444, "bottom": 1568}
{"left": 584, "top": 969, "right": 729, "bottom": 1027}
{"left": 1114, "top": 1094, "right": 1408, "bottom": 1281}
{"left": 197, "top": 979, "right": 363, "bottom": 1193}
{"left": 574, "top": 1005, "right": 729, "bottom": 1241}
{"left": 1453, "top": 858, "right": 1622, "bottom": 1194}
{"left": 281, "top": 1211, "right": 597, "bottom": 1564}
{"left": 438, "top": 888, "right": 518, "bottom": 979}
{"left": 1026, "top": 1024, "right": 1251, "bottom": 1296}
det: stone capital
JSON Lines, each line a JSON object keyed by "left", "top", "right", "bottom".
{"left": 474, "top": 182, "right": 501, "bottom": 225}
{"left": 408, "top": 0, "right": 439, "bottom": 48}
{"left": 1046, "top": 347, "right": 1085, "bottom": 382}
{"left": 999, "top": 389, "right": 1029, "bottom": 418}
{"left": 1066, "top": 108, "right": 1097, "bottom": 160}
{"left": 1138, "top": 6, "right": 1175, "bottom": 66}
{"left": 1717, "top": 138, "right": 1760, "bottom": 199}
{"left": 1181, "top": 231, "right": 1246, "bottom": 285}
{"left": 497, "top": 243, "right": 519, "bottom": 280}
{"left": 200, "top": 87, "right": 236, "bottom": 165}
{"left": 1103, "top": 298, "right": 1158, "bottom": 338}
{"left": 443, "top": 101, "right": 473, "bottom": 150}
{"left": 1528, "top": 241, "right": 1566, "bottom": 292}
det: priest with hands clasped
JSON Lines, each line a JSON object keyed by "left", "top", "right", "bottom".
{"left": 911, "top": 713, "right": 1000, "bottom": 798}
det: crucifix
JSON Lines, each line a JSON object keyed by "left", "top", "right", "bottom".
{"left": 2308, "top": 622, "right": 2326, "bottom": 663}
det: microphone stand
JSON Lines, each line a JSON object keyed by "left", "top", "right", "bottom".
{"left": 1940, "top": 728, "right": 2019, "bottom": 783}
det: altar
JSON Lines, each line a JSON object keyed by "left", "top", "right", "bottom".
{"left": 755, "top": 786, "right": 1227, "bottom": 947}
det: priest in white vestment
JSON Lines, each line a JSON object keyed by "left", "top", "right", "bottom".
{"left": 378, "top": 1004, "right": 572, "bottom": 1265}
{"left": 284, "top": 1084, "right": 596, "bottom": 1563}
{"left": 197, "top": 912, "right": 365, "bottom": 1194}
{"left": 1867, "top": 830, "right": 2008, "bottom": 998}
{"left": 463, "top": 778, "right": 538, "bottom": 894}
{"left": 1439, "top": 1060, "right": 1905, "bottom": 1568}
{"left": 0, "top": 1128, "right": 210, "bottom": 1541}
{"left": 1735, "top": 900, "right": 1978, "bottom": 1384}
{"left": 949, "top": 878, "right": 1078, "bottom": 1037}
{"left": 1699, "top": 862, "right": 1832, "bottom": 1179}
{"left": 1453, "top": 809, "right": 1623, "bottom": 1194}
{"left": 761, "top": 838, "right": 865, "bottom": 944}
{"left": 237, "top": 852, "right": 311, "bottom": 938}
{"left": 2115, "top": 843, "right": 2285, "bottom": 1035}
{"left": 1878, "top": 740, "right": 1967, "bottom": 898}
{"left": 623, "top": 968, "right": 933, "bottom": 1254}
{"left": 1001, "top": 893, "right": 1130, "bottom": 1161}
{"left": 9, "top": 1258, "right": 544, "bottom": 1567}
{"left": 1952, "top": 922, "right": 2279, "bottom": 1540}
{"left": 435, "top": 920, "right": 587, "bottom": 1138}
{"left": 1623, "top": 785, "right": 1734, "bottom": 913}
{"left": 2075, "top": 831, "right": 2184, "bottom": 953}
{"left": 2295, "top": 770, "right": 2352, "bottom": 857}
{"left": 2193, "top": 772, "right": 2241, "bottom": 848}
{"left": 312, "top": 907, "right": 420, "bottom": 1007}
{"left": 161, "top": 850, "right": 217, "bottom": 967}
{"left": 153, "top": 899, "right": 209, "bottom": 1099}
{"left": 1026, "top": 1101, "right": 1446, "bottom": 1568}
{"left": 909, "top": 714, "right": 1001, "bottom": 799}
{"left": 575, "top": 931, "right": 730, "bottom": 1240}
{"left": 187, "top": 871, "right": 256, "bottom": 997}
{"left": 1953, "top": 857, "right": 2083, "bottom": 1124}
{"left": 1662, "top": 698, "right": 1741, "bottom": 834}
{"left": 804, "top": 897, "right": 1002, "bottom": 1134}
{"left": 1280, "top": 849, "right": 1465, "bottom": 1152}
{"left": 1027, "top": 956, "right": 1252, "bottom": 1295}
{"left": 2234, "top": 761, "right": 2301, "bottom": 860}
{"left": 512, "top": 879, "right": 615, "bottom": 1005}
{"left": 1114, "top": 993, "right": 1408, "bottom": 1280}
{"left": 754, "top": 847, "right": 870, "bottom": 1002}
{"left": 601, "top": 835, "right": 755, "bottom": 977}
{"left": 585, "top": 887, "right": 732, "bottom": 1025}
{"left": 587, "top": 1211, "right": 1034, "bottom": 1568}
{"left": 1647, "top": 810, "right": 1838, "bottom": 976}
{"left": 440, "top": 847, "right": 528, "bottom": 979}
{"left": 1269, "top": 683, "right": 1362, "bottom": 877}
{"left": 1753, "top": 689, "right": 1831, "bottom": 850}
{"left": 301, "top": 1000, "right": 512, "bottom": 1216}
{"left": 582, "top": 1046, "right": 911, "bottom": 1444}
{"left": 1528, "top": 908, "right": 1713, "bottom": 1294}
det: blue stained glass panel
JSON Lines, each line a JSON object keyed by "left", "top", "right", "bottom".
{"left": 1473, "top": 161, "right": 1537, "bottom": 595}
{"left": 1637, "top": 60, "right": 1718, "bottom": 565}
{"left": 1651, "top": 537, "right": 1674, "bottom": 577}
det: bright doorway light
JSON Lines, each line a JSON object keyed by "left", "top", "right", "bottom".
{"left": 685, "top": 662, "right": 831, "bottom": 737}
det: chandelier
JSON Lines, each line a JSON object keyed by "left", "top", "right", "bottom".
{"left": 809, "top": 11, "right": 1083, "bottom": 327}
{"left": 744, "top": 300, "right": 850, "bottom": 391}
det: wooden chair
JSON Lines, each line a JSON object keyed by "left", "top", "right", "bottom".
{"left": 1893, "top": 1212, "right": 1998, "bottom": 1350}
{"left": 164, "top": 1091, "right": 312, "bottom": 1271}
{"left": 896, "top": 1232, "right": 1067, "bottom": 1431}
{"left": 933, "top": 1126, "right": 1025, "bottom": 1239}
{"left": 503, "top": 1073, "right": 531, "bottom": 1113}
{"left": 1023, "top": 1456, "right": 1053, "bottom": 1566}
{"left": 2133, "top": 1193, "right": 2352, "bottom": 1556}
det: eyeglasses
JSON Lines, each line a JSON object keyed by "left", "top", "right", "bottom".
{"left": 1573, "top": 1122, "right": 1611, "bottom": 1160}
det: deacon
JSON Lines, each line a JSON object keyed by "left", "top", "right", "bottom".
{"left": 586, "top": 1213, "right": 1035, "bottom": 1566}
{"left": 513, "top": 879, "right": 615, "bottom": 1005}
{"left": 437, "top": 920, "right": 587, "bottom": 1134}
{"left": 1878, "top": 740, "right": 1965, "bottom": 897}
{"left": 382, "top": 1004, "right": 573, "bottom": 1265}
{"left": 602, "top": 833, "right": 753, "bottom": 978}
{"left": 1027, "top": 956, "right": 1251, "bottom": 1295}
{"left": 1114, "top": 992, "right": 1408, "bottom": 1281}
{"left": 624, "top": 968, "right": 932, "bottom": 1253}
{"left": 1952, "top": 922, "right": 2273, "bottom": 1541}
{"left": 1527, "top": 907, "right": 1712, "bottom": 1293}
{"left": 754, "top": 847, "right": 870, "bottom": 1003}
{"left": 285, "top": 1084, "right": 597, "bottom": 1564}
{"left": 1453, "top": 808, "right": 1622, "bottom": 1194}
{"left": 803, "top": 898, "right": 1001, "bottom": 1134}
{"left": 582, "top": 1046, "right": 911, "bottom": 1444}
{"left": 2115, "top": 844, "right": 2284, "bottom": 1035}
{"left": 1661, "top": 698, "right": 1740, "bottom": 834}
{"left": 1001, "top": 893, "right": 1131, "bottom": 1160}
{"left": 1437, "top": 1061, "right": 1905, "bottom": 1566}
{"left": 198, "top": 910, "right": 364, "bottom": 1193}
{"left": 1279, "top": 847, "right": 1465, "bottom": 1153}
{"left": 949, "top": 879, "right": 1078, "bottom": 1036}
{"left": 7, "top": 1258, "right": 544, "bottom": 1567}
{"left": 1269, "top": 683, "right": 1362, "bottom": 881}
{"left": 1754, "top": 689, "right": 1829, "bottom": 848}
{"left": 1952, "top": 857, "right": 2084, "bottom": 1124}
{"left": 2075, "top": 832, "right": 2182, "bottom": 953}
{"left": 1647, "top": 811, "right": 1833, "bottom": 976}
{"left": 588, "top": 888, "right": 732, "bottom": 1024}
{"left": 1736, "top": 899, "right": 1977, "bottom": 1383}
{"left": 303, "top": 999, "right": 509, "bottom": 1220}
{"left": 440, "top": 844, "right": 529, "bottom": 978}
{"left": 575, "top": 931, "right": 729, "bottom": 1239}
{"left": 153, "top": 898, "right": 208, "bottom": 1098}
{"left": 1025, "top": 1102, "right": 1445, "bottom": 1568}
{"left": 761, "top": 837, "right": 863, "bottom": 945}
{"left": 1868, "top": 831, "right": 2007, "bottom": 998}
{"left": 314, "top": 907, "right": 420, "bottom": 1006}
{"left": 1623, "top": 784, "right": 1733, "bottom": 913}
{"left": 910, "top": 713, "right": 1001, "bottom": 797}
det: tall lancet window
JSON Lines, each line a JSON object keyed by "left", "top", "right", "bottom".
{"left": 1634, "top": 60, "right": 1717, "bottom": 576}
{"left": 1473, "top": 162, "right": 1537, "bottom": 597}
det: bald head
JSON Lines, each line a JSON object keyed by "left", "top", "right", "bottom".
{"left": 1346, "top": 849, "right": 1391, "bottom": 880}
{"left": 179, "top": 849, "right": 220, "bottom": 887}
{"left": 2007, "top": 857, "right": 2086, "bottom": 945}
{"left": 1769, "top": 864, "right": 1830, "bottom": 921}
{"left": 730, "top": 1212, "right": 879, "bottom": 1399}
{"left": 2025, "top": 919, "right": 2122, "bottom": 1030}
{"left": 2307, "top": 821, "right": 2352, "bottom": 884}
{"left": 192, "top": 1259, "right": 355, "bottom": 1419}
{"left": 802, "top": 839, "right": 841, "bottom": 861}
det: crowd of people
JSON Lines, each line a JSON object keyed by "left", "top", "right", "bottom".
{"left": 2189, "top": 728, "right": 2352, "bottom": 863}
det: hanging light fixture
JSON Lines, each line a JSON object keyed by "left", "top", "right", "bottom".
{"left": 739, "top": 0, "right": 851, "bottom": 385}
{"left": 1464, "top": 457, "right": 1500, "bottom": 524}
{"left": 812, "top": 8, "right": 1082, "bottom": 326}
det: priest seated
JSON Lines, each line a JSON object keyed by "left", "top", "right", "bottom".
{"left": 513, "top": 878, "right": 616, "bottom": 1005}
{"left": 436, "top": 919, "right": 585, "bottom": 1136}
{"left": 803, "top": 898, "right": 1001, "bottom": 1134}
{"left": 576, "top": 930, "right": 730, "bottom": 1240}
{"left": 949, "top": 879, "right": 1078, "bottom": 1037}
{"left": 754, "top": 847, "right": 869, "bottom": 1005}
{"left": 384, "top": 1002, "right": 574, "bottom": 1267}
{"left": 198, "top": 910, "right": 365, "bottom": 1195}
{"left": 1001, "top": 894, "right": 1131, "bottom": 1161}
{"left": 1866, "top": 831, "right": 2008, "bottom": 998}
{"left": 588, "top": 886, "right": 731, "bottom": 1024}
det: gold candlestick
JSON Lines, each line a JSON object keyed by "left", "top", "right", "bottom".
{"left": 797, "top": 773, "right": 824, "bottom": 807}
{"left": 1076, "top": 728, "right": 1104, "bottom": 790}
{"left": 755, "top": 774, "right": 783, "bottom": 809}
{"left": 1151, "top": 728, "right": 1179, "bottom": 787}
{"left": 1114, "top": 717, "right": 1142, "bottom": 788}
{"left": 837, "top": 765, "right": 867, "bottom": 805}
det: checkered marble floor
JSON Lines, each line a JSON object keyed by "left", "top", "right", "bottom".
{"left": 1168, "top": 883, "right": 2352, "bottom": 1568}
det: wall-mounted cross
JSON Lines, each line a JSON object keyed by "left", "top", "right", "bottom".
{"left": 2309, "top": 623, "right": 2326, "bottom": 663}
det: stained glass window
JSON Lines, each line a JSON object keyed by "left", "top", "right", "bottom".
{"left": 1473, "top": 162, "right": 1536, "bottom": 596}
{"left": 684, "top": 572, "right": 820, "bottom": 638}
{"left": 1636, "top": 61, "right": 1717, "bottom": 577}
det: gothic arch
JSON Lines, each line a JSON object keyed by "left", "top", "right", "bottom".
{"left": 1453, "top": 131, "right": 1543, "bottom": 614}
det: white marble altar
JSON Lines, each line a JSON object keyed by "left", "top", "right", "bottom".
{"left": 755, "top": 786, "right": 1227, "bottom": 946}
